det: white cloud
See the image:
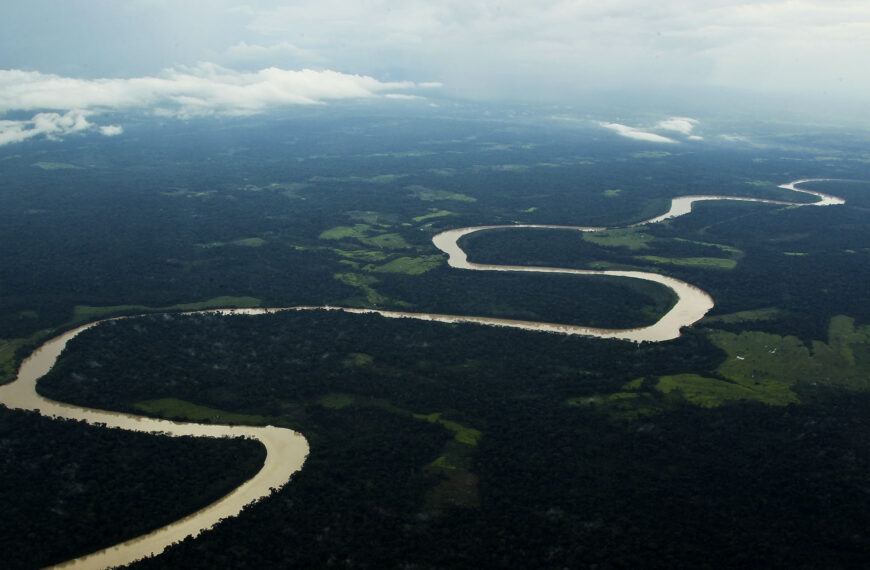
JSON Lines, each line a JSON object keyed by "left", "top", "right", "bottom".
{"left": 0, "top": 64, "right": 426, "bottom": 115}
{"left": 0, "top": 64, "right": 433, "bottom": 145}
{"left": 599, "top": 122, "right": 678, "bottom": 144}
{"left": 655, "top": 117, "right": 698, "bottom": 135}
{"left": 0, "top": 110, "right": 105, "bottom": 146}
{"left": 99, "top": 125, "right": 124, "bottom": 136}
{"left": 599, "top": 116, "right": 706, "bottom": 143}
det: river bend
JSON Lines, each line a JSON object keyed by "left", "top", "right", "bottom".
{"left": 0, "top": 178, "right": 845, "bottom": 568}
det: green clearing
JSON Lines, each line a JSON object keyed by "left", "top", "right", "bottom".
{"left": 320, "top": 393, "right": 356, "bottom": 409}
{"left": 673, "top": 238, "right": 742, "bottom": 255}
{"left": 365, "top": 233, "right": 410, "bottom": 249}
{"left": 784, "top": 252, "right": 807, "bottom": 256}
{"left": 634, "top": 255, "right": 737, "bottom": 270}
{"left": 319, "top": 224, "right": 372, "bottom": 240}
{"left": 712, "top": 315, "right": 870, "bottom": 392}
{"left": 407, "top": 185, "right": 476, "bottom": 202}
{"left": 566, "top": 388, "right": 661, "bottom": 422}
{"left": 571, "top": 315, "right": 870, "bottom": 418}
{"left": 583, "top": 227, "right": 654, "bottom": 250}
{"left": 372, "top": 255, "right": 443, "bottom": 275}
{"left": 412, "top": 209, "right": 454, "bottom": 222}
{"left": 413, "top": 412, "right": 482, "bottom": 446}
{"left": 342, "top": 353, "right": 374, "bottom": 367}
{"left": 134, "top": 398, "right": 271, "bottom": 425}
{"left": 333, "top": 249, "right": 391, "bottom": 263}
{"left": 333, "top": 273, "right": 391, "bottom": 305}
{"left": 603, "top": 189, "right": 622, "bottom": 197}
{"left": 32, "top": 162, "right": 83, "bottom": 170}
{"left": 656, "top": 373, "right": 797, "bottom": 407}
{"left": 320, "top": 225, "right": 410, "bottom": 250}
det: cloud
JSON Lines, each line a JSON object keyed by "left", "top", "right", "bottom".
{"left": 0, "top": 64, "right": 428, "bottom": 115}
{"left": 0, "top": 63, "right": 434, "bottom": 145}
{"left": 655, "top": 117, "right": 698, "bottom": 135}
{"left": 599, "top": 116, "right": 705, "bottom": 143}
{"left": 99, "top": 125, "right": 124, "bottom": 136}
{"left": 0, "top": 110, "right": 100, "bottom": 146}
{"left": 599, "top": 122, "right": 678, "bottom": 144}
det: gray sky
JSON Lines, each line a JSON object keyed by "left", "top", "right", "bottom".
{"left": 2, "top": 0, "right": 869, "bottom": 144}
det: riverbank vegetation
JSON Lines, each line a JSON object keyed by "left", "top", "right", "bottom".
{"left": 0, "top": 405, "right": 265, "bottom": 569}
{"left": 34, "top": 310, "right": 870, "bottom": 569}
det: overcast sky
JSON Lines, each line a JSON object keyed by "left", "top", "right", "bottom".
{"left": 1, "top": 0, "right": 869, "bottom": 144}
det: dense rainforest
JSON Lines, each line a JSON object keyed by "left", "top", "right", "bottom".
{"left": 36, "top": 310, "right": 870, "bottom": 569}
{"left": 3, "top": 109, "right": 870, "bottom": 567}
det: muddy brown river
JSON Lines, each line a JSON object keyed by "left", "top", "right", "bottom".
{"left": 0, "top": 179, "right": 844, "bottom": 568}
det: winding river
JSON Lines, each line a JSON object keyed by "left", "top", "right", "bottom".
{"left": 0, "top": 179, "right": 845, "bottom": 568}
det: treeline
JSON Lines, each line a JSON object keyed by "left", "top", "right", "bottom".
{"left": 0, "top": 405, "right": 265, "bottom": 569}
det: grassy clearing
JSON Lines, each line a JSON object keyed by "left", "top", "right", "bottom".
{"left": 413, "top": 209, "right": 454, "bottom": 222}
{"left": 407, "top": 185, "right": 476, "bottom": 202}
{"left": 320, "top": 224, "right": 410, "bottom": 250}
{"left": 365, "top": 233, "right": 410, "bottom": 249}
{"left": 320, "top": 393, "right": 356, "bottom": 409}
{"left": 784, "top": 252, "right": 807, "bottom": 256}
{"left": 571, "top": 314, "right": 870, "bottom": 417}
{"left": 372, "top": 255, "right": 443, "bottom": 275}
{"left": 333, "top": 249, "right": 391, "bottom": 263}
{"left": 713, "top": 315, "right": 870, "bottom": 392}
{"left": 134, "top": 398, "right": 271, "bottom": 425}
{"left": 413, "top": 412, "right": 482, "bottom": 445}
{"left": 603, "top": 189, "right": 622, "bottom": 197}
{"left": 634, "top": 255, "right": 737, "bottom": 270}
{"left": 657, "top": 373, "right": 797, "bottom": 407}
{"left": 333, "top": 273, "right": 391, "bottom": 305}
{"left": 319, "top": 224, "right": 372, "bottom": 240}
{"left": 673, "top": 238, "right": 742, "bottom": 255}
{"left": 583, "top": 227, "right": 654, "bottom": 250}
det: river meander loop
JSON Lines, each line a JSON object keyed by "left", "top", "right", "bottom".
{"left": 0, "top": 178, "right": 845, "bottom": 568}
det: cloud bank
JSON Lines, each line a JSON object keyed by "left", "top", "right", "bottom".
{"left": 0, "top": 64, "right": 437, "bottom": 145}
{"left": 599, "top": 117, "right": 702, "bottom": 144}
